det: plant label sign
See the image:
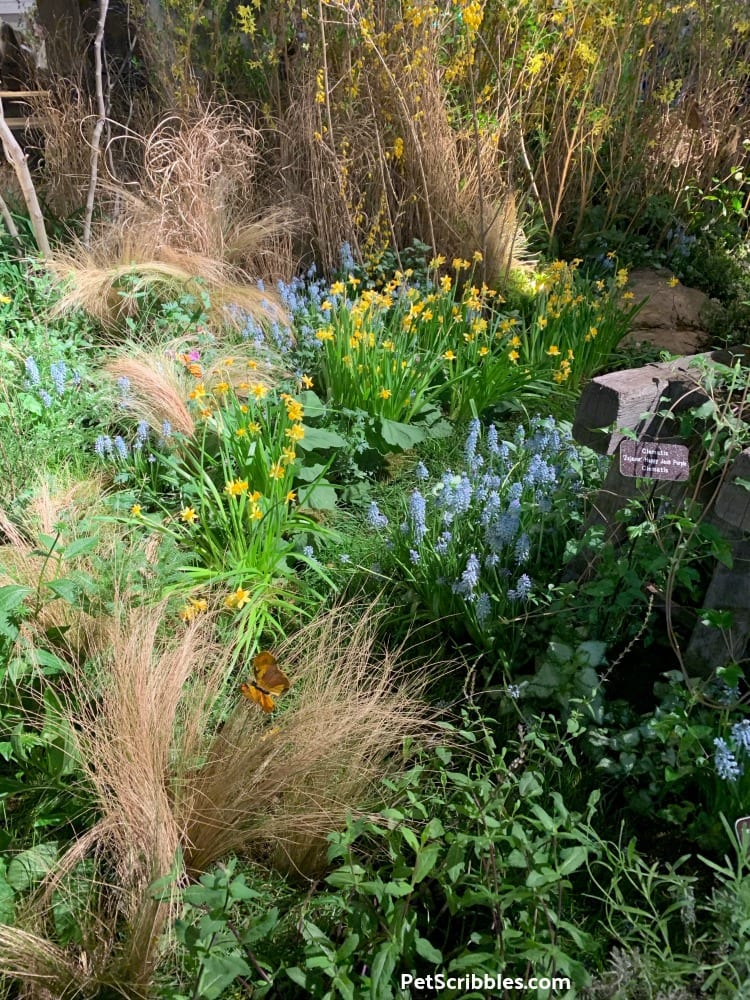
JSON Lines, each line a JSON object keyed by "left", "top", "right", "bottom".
{"left": 619, "top": 441, "right": 690, "bottom": 481}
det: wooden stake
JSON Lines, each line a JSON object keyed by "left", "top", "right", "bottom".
{"left": 0, "top": 97, "right": 50, "bottom": 258}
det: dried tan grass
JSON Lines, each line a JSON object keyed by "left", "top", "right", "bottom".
{"left": 50, "top": 106, "right": 299, "bottom": 332}
{"left": 0, "top": 476, "right": 106, "bottom": 658}
{"left": 105, "top": 351, "right": 196, "bottom": 438}
{"left": 184, "top": 600, "right": 441, "bottom": 876}
{"left": 0, "top": 925, "right": 89, "bottom": 999}
{"left": 103, "top": 342, "right": 283, "bottom": 439}
{"left": 0, "top": 597, "right": 442, "bottom": 996}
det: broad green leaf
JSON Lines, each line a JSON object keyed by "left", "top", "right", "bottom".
{"left": 415, "top": 936, "right": 443, "bottom": 964}
{"left": 378, "top": 417, "right": 427, "bottom": 451}
{"left": 413, "top": 843, "right": 440, "bottom": 884}
{"left": 298, "top": 426, "right": 347, "bottom": 450}
{"left": 197, "top": 954, "right": 252, "bottom": 999}
{"left": 7, "top": 842, "right": 58, "bottom": 891}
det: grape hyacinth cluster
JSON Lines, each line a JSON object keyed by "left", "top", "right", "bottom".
{"left": 371, "top": 416, "right": 598, "bottom": 640}
{"left": 24, "top": 354, "right": 78, "bottom": 408}
{"left": 714, "top": 720, "right": 750, "bottom": 783}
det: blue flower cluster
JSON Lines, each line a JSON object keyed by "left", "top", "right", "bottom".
{"left": 714, "top": 720, "right": 750, "bottom": 783}
{"left": 24, "top": 355, "right": 79, "bottom": 408}
{"left": 373, "top": 416, "right": 594, "bottom": 634}
{"left": 94, "top": 434, "right": 129, "bottom": 460}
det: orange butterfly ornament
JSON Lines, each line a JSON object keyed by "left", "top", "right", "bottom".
{"left": 240, "top": 651, "right": 290, "bottom": 713}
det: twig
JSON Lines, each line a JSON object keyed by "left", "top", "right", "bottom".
{"left": 83, "top": 0, "right": 110, "bottom": 246}
{"left": 0, "top": 188, "right": 22, "bottom": 251}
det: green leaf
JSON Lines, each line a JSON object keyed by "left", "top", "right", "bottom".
{"left": 370, "top": 943, "right": 397, "bottom": 1000}
{"left": 19, "top": 393, "right": 43, "bottom": 416}
{"left": 378, "top": 418, "right": 427, "bottom": 451}
{"left": 299, "top": 390, "right": 326, "bottom": 418}
{"left": 558, "top": 845, "right": 589, "bottom": 875}
{"left": 44, "top": 578, "right": 81, "bottom": 604}
{"left": 286, "top": 967, "right": 307, "bottom": 988}
{"left": 413, "top": 843, "right": 440, "bottom": 883}
{"left": 7, "top": 842, "right": 58, "bottom": 891}
{"left": 299, "top": 481, "right": 338, "bottom": 511}
{"left": 414, "top": 936, "right": 443, "bottom": 964}
{"left": 298, "top": 426, "right": 348, "bottom": 450}
{"left": 0, "top": 585, "right": 31, "bottom": 616}
{"left": 197, "top": 954, "right": 252, "bottom": 999}
{"left": 0, "top": 870, "right": 15, "bottom": 924}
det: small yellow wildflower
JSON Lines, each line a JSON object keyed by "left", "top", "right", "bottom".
{"left": 538, "top": 316, "right": 548, "bottom": 329}
{"left": 546, "top": 345, "right": 561, "bottom": 357}
{"left": 179, "top": 596, "right": 208, "bottom": 622}
{"left": 479, "top": 345, "right": 489, "bottom": 357}
{"left": 225, "top": 586, "right": 251, "bottom": 610}
{"left": 239, "top": 405, "right": 249, "bottom": 414}
{"left": 472, "top": 250, "right": 483, "bottom": 263}
{"left": 214, "top": 381, "right": 230, "bottom": 394}
{"left": 236, "top": 427, "right": 246, "bottom": 438}
{"left": 247, "top": 359, "right": 258, "bottom": 370}
{"left": 622, "top": 291, "right": 635, "bottom": 301}
{"left": 316, "top": 327, "right": 334, "bottom": 342}
{"left": 130, "top": 503, "right": 142, "bottom": 517}
{"left": 509, "top": 335, "right": 521, "bottom": 348}
{"left": 188, "top": 384, "right": 206, "bottom": 400}
{"left": 199, "top": 407, "right": 213, "bottom": 419}
{"left": 440, "top": 274, "right": 453, "bottom": 293}
{"left": 615, "top": 268, "right": 629, "bottom": 288}
{"left": 0, "top": 294, "right": 11, "bottom": 305}
{"left": 379, "top": 388, "right": 392, "bottom": 399}
{"left": 286, "top": 490, "right": 297, "bottom": 504}
{"left": 180, "top": 506, "right": 198, "bottom": 524}
{"left": 429, "top": 254, "right": 447, "bottom": 268}
{"left": 508, "top": 349, "right": 520, "bottom": 363}
{"left": 667, "top": 276, "right": 680, "bottom": 287}
{"left": 285, "top": 400, "right": 304, "bottom": 422}
{"left": 251, "top": 382, "right": 268, "bottom": 399}
{"left": 348, "top": 274, "right": 361, "bottom": 287}
{"left": 588, "top": 326, "right": 598, "bottom": 339}
{"left": 269, "top": 461, "right": 285, "bottom": 480}
{"left": 301, "top": 374, "right": 314, "bottom": 388}
{"left": 187, "top": 362, "right": 202, "bottom": 378}
{"left": 392, "top": 136, "right": 404, "bottom": 160}
{"left": 225, "top": 479, "right": 249, "bottom": 496}
{"left": 443, "top": 350, "right": 457, "bottom": 361}
{"left": 282, "top": 446, "right": 297, "bottom": 463}
{"left": 249, "top": 504, "right": 263, "bottom": 521}
{"left": 320, "top": 299, "right": 332, "bottom": 312}
{"left": 286, "top": 423, "right": 305, "bottom": 442}
{"left": 452, "top": 258, "right": 470, "bottom": 271}
{"left": 330, "top": 281, "right": 346, "bottom": 296}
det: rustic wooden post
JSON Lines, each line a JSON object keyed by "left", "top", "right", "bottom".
{"left": 571, "top": 350, "right": 750, "bottom": 678}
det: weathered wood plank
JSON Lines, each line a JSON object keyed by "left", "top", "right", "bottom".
{"left": 4, "top": 117, "right": 44, "bottom": 128}
{"left": 0, "top": 91, "right": 49, "bottom": 99}
{"left": 715, "top": 447, "right": 750, "bottom": 533}
{"left": 572, "top": 353, "right": 712, "bottom": 454}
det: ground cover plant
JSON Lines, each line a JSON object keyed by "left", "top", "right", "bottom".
{"left": 0, "top": 2, "right": 749, "bottom": 995}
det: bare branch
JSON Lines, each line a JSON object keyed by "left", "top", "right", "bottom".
{"left": 82, "top": 0, "right": 110, "bottom": 246}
